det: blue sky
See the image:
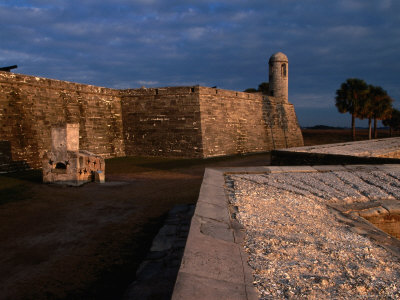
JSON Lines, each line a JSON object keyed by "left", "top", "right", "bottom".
{"left": 1, "top": 0, "right": 399, "bottom": 127}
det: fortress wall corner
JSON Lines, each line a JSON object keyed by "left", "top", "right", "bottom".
{"left": 0, "top": 71, "right": 125, "bottom": 168}
{"left": 198, "top": 88, "right": 303, "bottom": 157}
{"left": 281, "top": 102, "right": 304, "bottom": 148}
{"left": 198, "top": 87, "right": 275, "bottom": 157}
{"left": 264, "top": 97, "right": 304, "bottom": 149}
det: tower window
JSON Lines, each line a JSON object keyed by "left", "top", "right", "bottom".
{"left": 281, "top": 64, "right": 287, "bottom": 77}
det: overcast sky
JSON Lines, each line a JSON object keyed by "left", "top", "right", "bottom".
{"left": 1, "top": 0, "right": 399, "bottom": 127}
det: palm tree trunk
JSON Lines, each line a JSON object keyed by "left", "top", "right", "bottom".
{"left": 373, "top": 118, "right": 378, "bottom": 139}
{"left": 368, "top": 118, "right": 372, "bottom": 140}
{"left": 352, "top": 114, "right": 356, "bottom": 141}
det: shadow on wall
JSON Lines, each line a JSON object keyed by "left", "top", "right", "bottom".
{"left": 6, "top": 89, "right": 40, "bottom": 166}
{"left": 0, "top": 140, "right": 31, "bottom": 173}
{"left": 262, "top": 97, "right": 291, "bottom": 149}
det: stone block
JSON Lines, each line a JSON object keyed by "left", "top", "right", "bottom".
{"left": 194, "top": 202, "right": 230, "bottom": 224}
{"left": 179, "top": 234, "right": 244, "bottom": 284}
{"left": 199, "top": 217, "right": 234, "bottom": 242}
{"left": 172, "top": 272, "right": 248, "bottom": 300}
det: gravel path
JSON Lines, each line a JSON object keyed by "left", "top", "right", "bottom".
{"left": 226, "top": 169, "right": 400, "bottom": 299}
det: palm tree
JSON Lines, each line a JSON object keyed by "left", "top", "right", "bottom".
{"left": 369, "top": 86, "right": 393, "bottom": 138}
{"left": 358, "top": 93, "right": 374, "bottom": 139}
{"left": 383, "top": 108, "right": 400, "bottom": 137}
{"left": 359, "top": 85, "right": 393, "bottom": 139}
{"left": 335, "top": 78, "right": 369, "bottom": 140}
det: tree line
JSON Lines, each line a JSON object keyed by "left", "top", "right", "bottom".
{"left": 335, "top": 78, "right": 399, "bottom": 140}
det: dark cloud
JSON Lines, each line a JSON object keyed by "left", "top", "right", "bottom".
{"left": 0, "top": 0, "right": 399, "bottom": 126}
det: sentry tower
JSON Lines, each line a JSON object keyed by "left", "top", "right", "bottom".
{"left": 268, "top": 52, "right": 288, "bottom": 101}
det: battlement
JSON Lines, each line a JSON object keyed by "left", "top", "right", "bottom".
{"left": 0, "top": 71, "right": 118, "bottom": 96}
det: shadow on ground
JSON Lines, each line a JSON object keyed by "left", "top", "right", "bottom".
{"left": 0, "top": 152, "right": 270, "bottom": 300}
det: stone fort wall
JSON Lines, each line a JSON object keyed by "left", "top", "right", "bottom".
{"left": 0, "top": 71, "right": 303, "bottom": 169}
{"left": 198, "top": 87, "right": 303, "bottom": 157}
{"left": 0, "top": 72, "right": 125, "bottom": 168}
{"left": 121, "top": 86, "right": 203, "bottom": 157}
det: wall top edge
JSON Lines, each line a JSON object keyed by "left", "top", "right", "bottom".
{"left": 122, "top": 86, "right": 269, "bottom": 99}
{"left": 0, "top": 71, "right": 117, "bottom": 94}
{"left": 0, "top": 71, "right": 290, "bottom": 102}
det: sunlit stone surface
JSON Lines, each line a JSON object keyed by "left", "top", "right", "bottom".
{"left": 226, "top": 166, "right": 400, "bottom": 299}
{"left": 283, "top": 137, "right": 400, "bottom": 158}
{"left": 42, "top": 123, "right": 105, "bottom": 186}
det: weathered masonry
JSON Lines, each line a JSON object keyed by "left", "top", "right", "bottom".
{"left": 0, "top": 52, "right": 303, "bottom": 169}
{"left": 42, "top": 123, "right": 105, "bottom": 185}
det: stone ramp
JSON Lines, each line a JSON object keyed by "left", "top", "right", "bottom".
{"left": 272, "top": 137, "right": 400, "bottom": 165}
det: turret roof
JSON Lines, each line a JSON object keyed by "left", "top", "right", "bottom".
{"left": 269, "top": 52, "right": 288, "bottom": 63}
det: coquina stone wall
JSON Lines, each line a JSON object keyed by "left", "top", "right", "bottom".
{"left": 0, "top": 71, "right": 303, "bottom": 169}
{"left": 0, "top": 71, "right": 125, "bottom": 168}
{"left": 198, "top": 87, "right": 303, "bottom": 157}
{"left": 120, "top": 87, "right": 203, "bottom": 157}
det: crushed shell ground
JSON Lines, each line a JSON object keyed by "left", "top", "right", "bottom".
{"left": 226, "top": 169, "right": 400, "bottom": 299}
{"left": 287, "top": 137, "right": 400, "bottom": 157}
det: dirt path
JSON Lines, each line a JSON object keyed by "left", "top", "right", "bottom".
{"left": 0, "top": 153, "right": 270, "bottom": 300}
